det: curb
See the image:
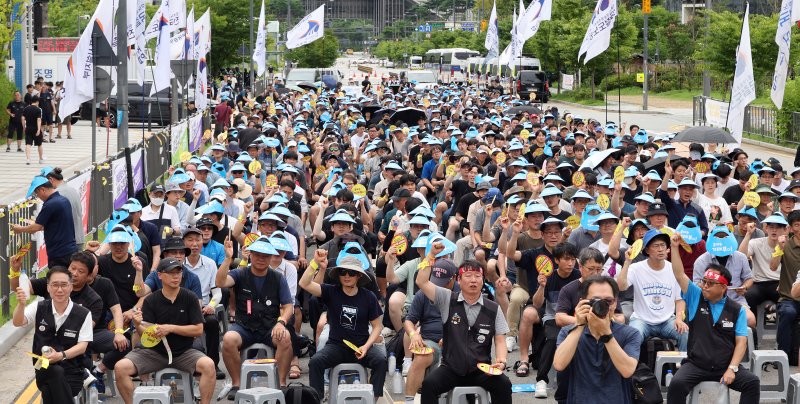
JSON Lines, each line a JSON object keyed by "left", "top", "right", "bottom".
{"left": 548, "top": 99, "right": 671, "bottom": 115}
{"left": 0, "top": 320, "right": 30, "bottom": 359}
{"left": 742, "top": 137, "right": 797, "bottom": 157}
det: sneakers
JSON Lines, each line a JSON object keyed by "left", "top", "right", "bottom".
{"left": 91, "top": 368, "right": 106, "bottom": 394}
{"left": 226, "top": 386, "right": 239, "bottom": 400}
{"left": 535, "top": 380, "right": 548, "bottom": 398}
{"left": 39, "top": 158, "right": 46, "bottom": 164}
{"left": 402, "top": 358, "right": 412, "bottom": 376}
{"left": 26, "top": 158, "right": 30, "bottom": 165}
{"left": 380, "top": 327, "right": 396, "bottom": 339}
{"left": 5, "top": 147, "right": 9, "bottom": 152}
{"left": 216, "top": 366, "right": 226, "bottom": 380}
{"left": 17, "top": 148, "right": 23, "bottom": 152}
{"left": 506, "top": 336, "right": 517, "bottom": 352}
{"left": 83, "top": 368, "right": 97, "bottom": 388}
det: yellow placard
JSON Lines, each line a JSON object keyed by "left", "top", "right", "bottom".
{"left": 520, "top": 129, "right": 530, "bottom": 140}
{"left": 748, "top": 174, "right": 759, "bottom": 190}
{"left": 246, "top": 358, "right": 277, "bottom": 364}
{"left": 179, "top": 151, "right": 192, "bottom": 163}
{"left": 218, "top": 132, "right": 228, "bottom": 142}
{"left": 343, "top": 339, "right": 363, "bottom": 356}
{"left": 518, "top": 205, "right": 526, "bottom": 221}
{"left": 660, "top": 227, "right": 674, "bottom": 237}
{"left": 743, "top": 191, "right": 760, "bottom": 207}
{"left": 597, "top": 194, "right": 611, "bottom": 210}
{"left": 249, "top": 161, "right": 262, "bottom": 173}
{"left": 614, "top": 166, "right": 625, "bottom": 184}
{"left": 243, "top": 233, "right": 260, "bottom": 247}
{"left": 536, "top": 255, "right": 554, "bottom": 276}
{"left": 572, "top": 171, "right": 585, "bottom": 187}
{"left": 202, "top": 129, "right": 212, "bottom": 140}
{"left": 26, "top": 352, "right": 50, "bottom": 369}
{"left": 352, "top": 184, "right": 367, "bottom": 197}
{"left": 629, "top": 239, "right": 643, "bottom": 259}
{"left": 566, "top": 215, "right": 581, "bottom": 230}
{"left": 410, "top": 346, "right": 434, "bottom": 355}
{"left": 636, "top": 73, "right": 645, "bottom": 83}
{"left": 527, "top": 172, "right": 539, "bottom": 187}
{"left": 265, "top": 174, "right": 278, "bottom": 187}
{"left": 495, "top": 152, "right": 507, "bottom": 165}
{"left": 477, "top": 363, "right": 502, "bottom": 376}
{"left": 694, "top": 162, "right": 710, "bottom": 174}
{"left": 141, "top": 325, "right": 161, "bottom": 348}
{"left": 446, "top": 165, "right": 456, "bottom": 177}
{"left": 391, "top": 234, "right": 408, "bottom": 255}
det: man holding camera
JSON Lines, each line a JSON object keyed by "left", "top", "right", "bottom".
{"left": 553, "top": 276, "right": 641, "bottom": 403}
{"left": 666, "top": 234, "right": 760, "bottom": 404}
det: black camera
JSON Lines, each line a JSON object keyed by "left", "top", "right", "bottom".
{"left": 588, "top": 298, "right": 610, "bottom": 318}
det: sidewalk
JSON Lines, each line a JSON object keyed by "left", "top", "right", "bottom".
{"left": 0, "top": 122, "right": 149, "bottom": 204}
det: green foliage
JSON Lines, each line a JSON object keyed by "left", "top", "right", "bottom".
{"left": 265, "top": 0, "right": 303, "bottom": 22}
{"left": 0, "top": 0, "right": 24, "bottom": 60}
{"left": 600, "top": 73, "right": 638, "bottom": 91}
{"left": 776, "top": 79, "right": 800, "bottom": 141}
{"left": 46, "top": 0, "right": 101, "bottom": 37}
{"left": 285, "top": 31, "right": 338, "bottom": 68}
{"left": 553, "top": 86, "right": 606, "bottom": 104}
{"left": 0, "top": 73, "right": 16, "bottom": 135}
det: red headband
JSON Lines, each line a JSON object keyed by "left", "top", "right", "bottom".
{"left": 703, "top": 270, "right": 729, "bottom": 286}
{"left": 458, "top": 265, "right": 484, "bottom": 276}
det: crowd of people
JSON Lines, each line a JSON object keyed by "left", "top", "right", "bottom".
{"left": 13, "top": 72, "right": 800, "bottom": 404}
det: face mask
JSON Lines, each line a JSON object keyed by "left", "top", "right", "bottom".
{"left": 151, "top": 198, "right": 164, "bottom": 206}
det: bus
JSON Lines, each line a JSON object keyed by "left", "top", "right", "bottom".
{"left": 409, "top": 56, "right": 423, "bottom": 70}
{"left": 467, "top": 56, "right": 542, "bottom": 78}
{"left": 423, "top": 48, "right": 480, "bottom": 72}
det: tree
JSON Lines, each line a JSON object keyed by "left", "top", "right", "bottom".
{"left": 46, "top": 0, "right": 101, "bottom": 37}
{"left": 285, "top": 31, "right": 338, "bottom": 68}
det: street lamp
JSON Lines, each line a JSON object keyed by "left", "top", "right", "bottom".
{"left": 76, "top": 14, "right": 90, "bottom": 36}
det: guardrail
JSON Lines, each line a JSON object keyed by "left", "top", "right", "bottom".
{"left": 692, "top": 95, "right": 800, "bottom": 145}
{"left": 0, "top": 110, "right": 211, "bottom": 319}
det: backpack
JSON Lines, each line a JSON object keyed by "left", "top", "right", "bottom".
{"left": 639, "top": 337, "right": 675, "bottom": 385}
{"left": 281, "top": 382, "right": 321, "bottom": 404}
{"left": 631, "top": 363, "right": 663, "bottom": 404}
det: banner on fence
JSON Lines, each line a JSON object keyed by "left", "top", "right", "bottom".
{"left": 189, "top": 114, "right": 203, "bottom": 152}
{"left": 67, "top": 170, "right": 92, "bottom": 234}
{"left": 705, "top": 99, "right": 729, "bottom": 129}
{"left": 132, "top": 149, "right": 145, "bottom": 193}
{"left": 171, "top": 121, "right": 189, "bottom": 165}
{"left": 561, "top": 74, "right": 574, "bottom": 91}
{"left": 112, "top": 156, "right": 128, "bottom": 210}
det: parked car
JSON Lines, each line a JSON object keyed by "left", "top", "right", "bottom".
{"left": 517, "top": 70, "right": 550, "bottom": 102}
{"left": 80, "top": 82, "right": 172, "bottom": 128}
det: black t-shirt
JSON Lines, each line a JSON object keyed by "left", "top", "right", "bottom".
{"left": 542, "top": 269, "right": 581, "bottom": 305}
{"left": 548, "top": 210, "right": 572, "bottom": 222}
{"left": 7, "top": 101, "right": 25, "bottom": 122}
{"left": 455, "top": 192, "right": 480, "bottom": 220}
{"left": 450, "top": 180, "right": 476, "bottom": 212}
{"left": 39, "top": 90, "right": 53, "bottom": 112}
{"left": 98, "top": 253, "right": 148, "bottom": 312}
{"left": 89, "top": 275, "right": 121, "bottom": 328}
{"left": 24, "top": 92, "right": 33, "bottom": 105}
{"left": 31, "top": 278, "right": 104, "bottom": 327}
{"left": 320, "top": 283, "right": 382, "bottom": 347}
{"left": 22, "top": 105, "right": 42, "bottom": 133}
{"left": 519, "top": 246, "right": 556, "bottom": 293}
{"left": 141, "top": 287, "right": 204, "bottom": 356}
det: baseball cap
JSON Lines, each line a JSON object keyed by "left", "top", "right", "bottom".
{"left": 157, "top": 257, "right": 183, "bottom": 272}
{"left": 647, "top": 202, "right": 667, "bottom": 216}
{"left": 430, "top": 259, "right": 457, "bottom": 287}
{"left": 162, "top": 236, "right": 190, "bottom": 256}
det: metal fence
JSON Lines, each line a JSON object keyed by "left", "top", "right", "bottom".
{"left": 0, "top": 110, "right": 211, "bottom": 319}
{"left": 692, "top": 96, "right": 800, "bottom": 145}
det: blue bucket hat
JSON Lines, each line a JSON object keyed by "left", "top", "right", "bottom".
{"left": 337, "top": 241, "right": 371, "bottom": 270}
{"left": 267, "top": 231, "right": 293, "bottom": 252}
{"left": 642, "top": 229, "right": 671, "bottom": 256}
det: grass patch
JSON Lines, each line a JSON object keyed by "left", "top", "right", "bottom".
{"left": 552, "top": 91, "right": 606, "bottom": 106}
{"left": 742, "top": 132, "right": 799, "bottom": 148}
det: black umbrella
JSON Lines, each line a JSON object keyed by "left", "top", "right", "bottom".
{"left": 672, "top": 126, "right": 737, "bottom": 144}
{"left": 236, "top": 128, "right": 263, "bottom": 149}
{"left": 643, "top": 156, "right": 668, "bottom": 177}
{"left": 275, "top": 87, "right": 291, "bottom": 95}
{"left": 297, "top": 81, "right": 316, "bottom": 91}
{"left": 361, "top": 103, "right": 381, "bottom": 116}
{"left": 507, "top": 105, "right": 543, "bottom": 115}
{"left": 368, "top": 108, "right": 396, "bottom": 124}
{"left": 390, "top": 107, "right": 427, "bottom": 126}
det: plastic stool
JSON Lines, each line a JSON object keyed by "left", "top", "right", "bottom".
{"left": 240, "top": 343, "right": 276, "bottom": 362}
{"left": 655, "top": 351, "right": 687, "bottom": 387}
{"left": 241, "top": 360, "right": 278, "bottom": 389}
{"left": 234, "top": 387, "right": 286, "bottom": 404}
{"left": 335, "top": 383, "right": 374, "bottom": 404}
{"left": 756, "top": 301, "right": 777, "bottom": 345}
{"left": 154, "top": 367, "right": 194, "bottom": 403}
{"left": 105, "top": 369, "right": 117, "bottom": 397}
{"left": 73, "top": 388, "right": 85, "bottom": 404}
{"left": 447, "top": 386, "right": 491, "bottom": 404}
{"left": 751, "top": 349, "right": 790, "bottom": 401}
{"left": 786, "top": 373, "right": 800, "bottom": 404}
{"left": 328, "top": 363, "right": 368, "bottom": 404}
{"left": 688, "top": 381, "right": 729, "bottom": 404}
{"left": 132, "top": 385, "right": 172, "bottom": 404}
{"left": 742, "top": 327, "right": 755, "bottom": 370}
{"left": 215, "top": 304, "right": 229, "bottom": 337}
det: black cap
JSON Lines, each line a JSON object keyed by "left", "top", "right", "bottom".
{"left": 150, "top": 184, "right": 165, "bottom": 193}
{"left": 162, "top": 236, "right": 190, "bottom": 256}
{"left": 392, "top": 188, "right": 412, "bottom": 199}
{"left": 647, "top": 202, "right": 668, "bottom": 216}
{"left": 196, "top": 217, "right": 215, "bottom": 228}
{"left": 788, "top": 179, "right": 800, "bottom": 192}
{"left": 157, "top": 257, "right": 183, "bottom": 272}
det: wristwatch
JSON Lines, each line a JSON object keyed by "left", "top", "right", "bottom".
{"left": 277, "top": 319, "right": 287, "bottom": 327}
{"left": 728, "top": 365, "right": 739, "bottom": 373}
{"left": 61, "top": 351, "right": 67, "bottom": 361}
{"left": 599, "top": 334, "right": 614, "bottom": 344}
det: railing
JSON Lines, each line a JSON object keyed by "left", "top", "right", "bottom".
{"left": 0, "top": 110, "right": 211, "bottom": 320}
{"left": 692, "top": 96, "right": 800, "bottom": 146}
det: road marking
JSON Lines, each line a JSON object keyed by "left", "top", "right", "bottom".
{"left": 14, "top": 379, "right": 39, "bottom": 404}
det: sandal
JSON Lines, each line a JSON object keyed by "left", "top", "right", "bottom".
{"left": 289, "top": 364, "right": 302, "bottom": 379}
{"left": 515, "top": 361, "right": 530, "bottom": 377}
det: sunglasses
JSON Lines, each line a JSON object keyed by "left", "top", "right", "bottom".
{"left": 701, "top": 279, "right": 723, "bottom": 287}
{"left": 338, "top": 268, "right": 360, "bottom": 277}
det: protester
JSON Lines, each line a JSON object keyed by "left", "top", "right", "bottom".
{"left": 14, "top": 176, "right": 78, "bottom": 267}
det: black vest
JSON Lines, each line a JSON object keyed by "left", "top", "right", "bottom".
{"left": 32, "top": 300, "right": 90, "bottom": 372}
{"left": 442, "top": 294, "right": 498, "bottom": 376}
{"left": 687, "top": 297, "right": 741, "bottom": 371}
{"left": 235, "top": 268, "right": 282, "bottom": 333}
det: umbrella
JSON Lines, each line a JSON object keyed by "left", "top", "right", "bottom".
{"left": 579, "top": 148, "right": 619, "bottom": 170}
{"left": 297, "top": 81, "right": 316, "bottom": 91}
{"left": 361, "top": 103, "right": 381, "bottom": 116}
{"left": 275, "top": 87, "right": 291, "bottom": 95}
{"left": 368, "top": 107, "right": 396, "bottom": 124}
{"left": 321, "top": 74, "right": 338, "bottom": 89}
{"left": 390, "top": 107, "right": 427, "bottom": 126}
{"left": 285, "top": 84, "right": 303, "bottom": 92}
{"left": 671, "top": 126, "right": 738, "bottom": 144}
{"left": 236, "top": 128, "right": 263, "bottom": 149}
{"left": 643, "top": 155, "right": 668, "bottom": 177}
{"left": 507, "top": 105, "right": 543, "bottom": 115}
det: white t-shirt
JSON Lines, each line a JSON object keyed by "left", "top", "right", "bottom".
{"left": 627, "top": 259, "right": 683, "bottom": 325}
{"left": 140, "top": 203, "right": 182, "bottom": 234}
{"left": 694, "top": 193, "right": 733, "bottom": 227}
{"left": 747, "top": 237, "right": 780, "bottom": 282}
{"left": 589, "top": 238, "right": 616, "bottom": 274}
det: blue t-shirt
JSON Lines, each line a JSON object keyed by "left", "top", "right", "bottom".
{"left": 202, "top": 240, "right": 226, "bottom": 266}
{"left": 321, "top": 283, "right": 382, "bottom": 347}
{"left": 37, "top": 192, "right": 77, "bottom": 258}
{"left": 556, "top": 322, "right": 642, "bottom": 404}
{"left": 229, "top": 267, "right": 293, "bottom": 306}
{"left": 406, "top": 290, "right": 443, "bottom": 342}
{"left": 139, "top": 220, "right": 162, "bottom": 248}
{"left": 682, "top": 282, "right": 748, "bottom": 337}
{"left": 144, "top": 267, "right": 203, "bottom": 300}
{"left": 421, "top": 159, "right": 438, "bottom": 181}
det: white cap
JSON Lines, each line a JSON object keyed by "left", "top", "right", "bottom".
{"left": 287, "top": 140, "right": 298, "bottom": 147}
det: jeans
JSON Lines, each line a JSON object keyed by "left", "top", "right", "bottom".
{"left": 666, "top": 361, "right": 760, "bottom": 404}
{"left": 629, "top": 316, "right": 688, "bottom": 351}
{"left": 309, "top": 342, "right": 387, "bottom": 398}
{"left": 777, "top": 300, "right": 800, "bottom": 357}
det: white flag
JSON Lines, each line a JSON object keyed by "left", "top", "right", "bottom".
{"left": 144, "top": 0, "right": 178, "bottom": 40}
{"left": 169, "top": 0, "right": 186, "bottom": 31}
{"left": 152, "top": 6, "right": 172, "bottom": 94}
{"left": 519, "top": 0, "right": 552, "bottom": 42}
{"left": 728, "top": 3, "right": 756, "bottom": 144}
{"left": 128, "top": 0, "right": 147, "bottom": 86}
{"left": 771, "top": 0, "right": 797, "bottom": 109}
{"left": 793, "top": 0, "right": 800, "bottom": 21}
{"left": 58, "top": 0, "right": 116, "bottom": 121}
{"left": 499, "top": 7, "right": 519, "bottom": 67}
{"left": 578, "top": 0, "right": 618, "bottom": 64}
{"left": 185, "top": 6, "right": 194, "bottom": 60}
{"left": 286, "top": 4, "right": 324, "bottom": 49}
{"left": 194, "top": 8, "right": 211, "bottom": 111}
{"left": 484, "top": 1, "right": 499, "bottom": 58}
{"left": 253, "top": 0, "right": 267, "bottom": 77}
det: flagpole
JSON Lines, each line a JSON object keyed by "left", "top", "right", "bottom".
{"left": 724, "top": 2, "right": 749, "bottom": 131}
{"left": 91, "top": 31, "right": 98, "bottom": 163}
{"left": 616, "top": 32, "right": 621, "bottom": 124}
{"left": 117, "top": 0, "right": 129, "bottom": 150}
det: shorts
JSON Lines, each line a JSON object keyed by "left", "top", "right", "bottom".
{"left": 25, "top": 132, "right": 43, "bottom": 146}
{"left": 125, "top": 347, "right": 207, "bottom": 375}
{"left": 8, "top": 121, "right": 23, "bottom": 140}
{"left": 41, "top": 110, "right": 53, "bottom": 125}
{"left": 229, "top": 323, "right": 277, "bottom": 349}
{"left": 418, "top": 339, "right": 442, "bottom": 365}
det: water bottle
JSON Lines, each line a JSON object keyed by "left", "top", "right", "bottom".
{"left": 169, "top": 376, "right": 177, "bottom": 398}
{"left": 665, "top": 370, "right": 673, "bottom": 387}
{"left": 192, "top": 378, "right": 200, "bottom": 399}
{"left": 18, "top": 269, "right": 30, "bottom": 300}
{"left": 717, "top": 384, "right": 729, "bottom": 404}
{"left": 41, "top": 346, "right": 52, "bottom": 356}
{"left": 392, "top": 369, "right": 403, "bottom": 395}
{"left": 252, "top": 374, "right": 260, "bottom": 387}
{"left": 88, "top": 383, "right": 99, "bottom": 403}
{"left": 388, "top": 352, "right": 396, "bottom": 373}
{"left": 353, "top": 375, "right": 361, "bottom": 384}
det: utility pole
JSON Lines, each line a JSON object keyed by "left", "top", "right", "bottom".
{"left": 117, "top": 0, "right": 129, "bottom": 149}
{"left": 642, "top": 0, "right": 650, "bottom": 110}
{"left": 249, "top": 0, "right": 254, "bottom": 92}
{"left": 702, "top": 0, "right": 711, "bottom": 97}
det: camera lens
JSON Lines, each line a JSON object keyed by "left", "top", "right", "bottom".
{"left": 591, "top": 298, "right": 610, "bottom": 318}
